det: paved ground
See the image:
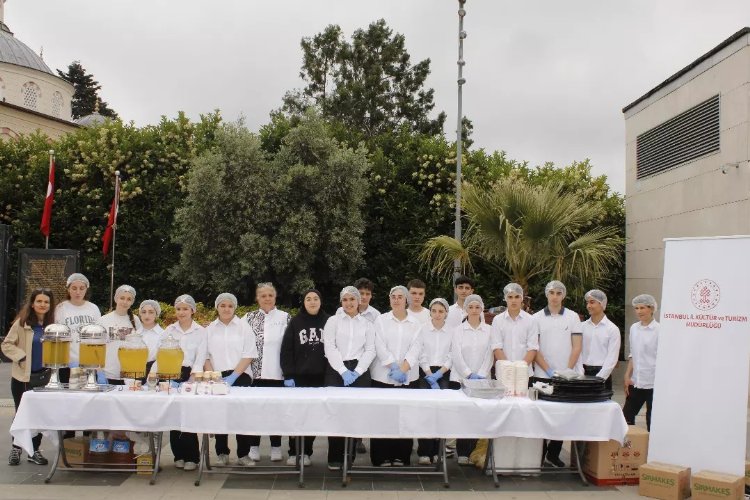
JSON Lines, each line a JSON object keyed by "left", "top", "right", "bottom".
{"left": 0, "top": 362, "right": 649, "bottom": 499}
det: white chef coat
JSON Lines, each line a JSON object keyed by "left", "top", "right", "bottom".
{"left": 490, "top": 310, "right": 538, "bottom": 374}
{"left": 149, "top": 321, "right": 207, "bottom": 375}
{"left": 323, "top": 309, "right": 376, "bottom": 375}
{"left": 407, "top": 307, "right": 431, "bottom": 324}
{"left": 206, "top": 316, "right": 259, "bottom": 375}
{"left": 628, "top": 319, "right": 660, "bottom": 389}
{"left": 418, "top": 321, "right": 453, "bottom": 373}
{"left": 54, "top": 301, "right": 101, "bottom": 365}
{"left": 533, "top": 307, "right": 584, "bottom": 377}
{"left": 99, "top": 311, "right": 143, "bottom": 380}
{"left": 336, "top": 304, "right": 381, "bottom": 323}
{"left": 245, "top": 308, "right": 289, "bottom": 380}
{"left": 450, "top": 321, "right": 493, "bottom": 382}
{"left": 371, "top": 312, "right": 423, "bottom": 384}
{"left": 581, "top": 315, "right": 621, "bottom": 380}
{"left": 139, "top": 324, "right": 166, "bottom": 362}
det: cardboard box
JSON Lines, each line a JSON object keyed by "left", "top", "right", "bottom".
{"left": 745, "top": 461, "right": 749, "bottom": 488}
{"left": 136, "top": 454, "right": 154, "bottom": 475}
{"left": 639, "top": 462, "right": 691, "bottom": 500}
{"left": 583, "top": 425, "right": 649, "bottom": 485}
{"left": 62, "top": 437, "right": 89, "bottom": 467}
{"left": 691, "top": 470, "right": 744, "bottom": 500}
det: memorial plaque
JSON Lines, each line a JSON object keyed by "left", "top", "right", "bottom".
{"left": 17, "top": 249, "right": 79, "bottom": 307}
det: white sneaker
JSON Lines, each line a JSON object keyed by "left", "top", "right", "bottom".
{"left": 249, "top": 446, "right": 260, "bottom": 461}
{"left": 184, "top": 461, "right": 197, "bottom": 471}
{"left": 418, "top": 456, "right": 431, "bottom": 465}
{"left": 174, "top": 459, "right": 185, "bottom": 469}
{"left": 238, "top": 455, "right": 256, "bottom": 467}
{"left": 270, "top": 447, "right": 283, "bottom": 462}
{"left": 457, "top": 456, "right": 470, "bottom": 465}
{"left": 286, "top": 456, "right": 297, "bottom": 466}
{"left": 216, "top": 454, "right": 229, "bottom": 466}
{"left": 303, "top": 455, "right": 311, "bottom": 466}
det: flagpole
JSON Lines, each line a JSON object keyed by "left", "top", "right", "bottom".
{"left": 108, "top": 170, "right": 120, "bottom": 310}
{"left": 45, "top": 151, "right": 52, "bottom": 250}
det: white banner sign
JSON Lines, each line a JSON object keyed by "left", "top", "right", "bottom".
{"left": 649, "top": 236, "right": 750, "bottom": 476}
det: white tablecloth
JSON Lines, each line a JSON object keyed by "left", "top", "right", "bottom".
{"left": 10, "top": 387, "right": 627, "bottom": 455}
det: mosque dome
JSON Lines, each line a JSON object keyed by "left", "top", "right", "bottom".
{"left": 0, "top": 21, "right": 54, "bottom": 75}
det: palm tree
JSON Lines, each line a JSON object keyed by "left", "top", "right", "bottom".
{"left": 419, "top": 179, "right": 623, "bottom": 295}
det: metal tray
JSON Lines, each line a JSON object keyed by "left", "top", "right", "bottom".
{"left": 33, "top": 384, "right": 116, "bottom": 393}
{"left": 461, "top": 379, "right": 507, "bottom": 399}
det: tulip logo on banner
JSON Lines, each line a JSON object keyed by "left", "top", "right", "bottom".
{"left": 690, "top": 279, "right": 721, "bottom": 311}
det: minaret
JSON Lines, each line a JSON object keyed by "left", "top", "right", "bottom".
{"left": 0, "top": 1, "right": 6, "bottom": 25}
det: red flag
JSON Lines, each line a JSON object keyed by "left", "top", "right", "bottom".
{"left": 40, "top": 152, "right": 54, "bottom": 237}
{"left": 102, "top": 173, "right": 120, "bottom": 256}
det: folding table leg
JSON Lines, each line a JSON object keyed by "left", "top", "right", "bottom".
{"left": 195, "top": 434, "right": 209, "bottom": 486}
{"left": 44, "top": 430, "right": 64, "bottom": 483}
{"left": 438, "top": 438, "right": 449, "bottom": 488}
{"left": 572, "top": 441, "right": 589, "bottom": 486}
{"left": 483, "top": 438, "right": 499, "bottom": 487}
{"left": 149, "top": 432, "right": 163, "bottom": 485}
{"left": 297, "top": 436, "right": 304, "bottom": 488}
{"left": 341, "top": 437, "right": 350, "bottom": 486}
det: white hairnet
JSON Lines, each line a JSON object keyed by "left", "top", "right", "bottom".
{"left": 545, "top": 280, "right": 567, "bottom": 297}
{"left": 429, "top": 297, "right": 449, "bottom": 312}
{"left": 585, "top": 289, "right": 608, "bottom": 309}
{"left": 174, "top": 294, "right": 197, "bottom": 312}
{"left": 66, "top": 273, "right": 90, "bottom": 288}
{"left": 115, "top": 284, "right": 136, "bottom": 300}
{"left": 139, "top": 299, "right": 161, "bottom": 317}
{"left": 214, "top": 292, "right": 238, "bottom": 309}
{"left": 464, "top": 294, "right": 485, "bottom": 312}
{"left": 340, "top": 286, "right": 361, "bottom": 304}
{"left": 632, "top": 294, "right": 658, "bottom": 311}
{"left": 389, "top": 285, "right": 412, "bottom": 306}
{"left": 503, "top": 283, "right": 524, "bottom": 298}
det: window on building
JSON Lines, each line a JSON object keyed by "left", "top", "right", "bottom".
{"left": 636, "top": 94, "right": 720, "bottom": 179}
{"left": 51, "top": 91, "right": 63, "bottom": 117}
{"left": 22, "top": 82, "right": 41, "bottom": 110}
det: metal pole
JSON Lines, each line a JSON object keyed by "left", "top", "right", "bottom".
{"left": 454, "top": 0, "right": 467, "bottom": 290}
{"left": 108, "top": 171, "right": 120, "bottom": 310}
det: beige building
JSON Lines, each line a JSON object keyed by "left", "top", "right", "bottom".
{"left": 0, "top": 0, "right": 77, "bottom": 139}
{"left": 623, "top": 27, "right": 750, "bottom": 328}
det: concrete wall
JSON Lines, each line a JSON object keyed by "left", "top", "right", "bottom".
{"left": 0, "top": 102, "right": 77, "bottom": 140}
{"left": 624, "top": 39, "right": 750, "bottom": 332}
{"left": 0, "top": 62, "right": 74, "bottom": 120}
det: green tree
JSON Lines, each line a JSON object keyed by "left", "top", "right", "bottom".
{"left": 286, "top": 19, "right": 445, "bottom": 139}
{"left": 419, "top": 178, "right": 624, "bottom": 300}
{"left": 172, "top": 112, "right": 371, "bottom": 306}
{"left": 57, "top": 61, "right": 118, "bottom": 119}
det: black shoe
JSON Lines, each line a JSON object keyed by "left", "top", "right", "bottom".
{"left": 8, "top": 447, "right": 21, "bottom": 466}
{"left": 545, "top": 455, "right": 565, "bottom": 468}
{"left": 27, "top": 451, "right": 48, "bottom": 465}
{"left": 392, "top": 459, "right": 404, "bottom": 467}
{"left": 356, "top": 441, "right": 367, "bottom": 454}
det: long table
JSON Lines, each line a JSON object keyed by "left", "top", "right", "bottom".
{"left": 10, "top": 387, "right": 628, "bottom": 486}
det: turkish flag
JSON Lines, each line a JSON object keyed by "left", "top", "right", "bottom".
{"left": 40, "top": 153, "right": 54, "bottom": 237}
{"left": 102, "top": 174, "right": 120, "bottom": 256}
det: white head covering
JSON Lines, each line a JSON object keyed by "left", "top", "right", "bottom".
{"left": 503, "top": 283, "right": 524, "bottom": 298}
{"left": 139, "top": 299, "right": 161, "bottom": 317}
{"left": 464, "top": 294, "right": 485, "bottom": 312}
{"left": 632, "top": 294, "right": 658, "bottom": 312}
{"left": 174, "top": 294, "right": 197, "bottom": 312}
{"left": 584, "top": 289, "right": 608, "bottom": 310}
{"left": 214, "top": 292, "right": 238, "bottom": 309}
{"left": 339, "top": 286, "right": 361, "bottom": 304}
{"left": 115, "top": 284, "right": 136, "bottom": 300}
{"left": 66, "top": 273, "right": 89, "bottom": 288}
{"left": 545, "top": 280, "right": 567, "bottom": 297}
{"left": 429, "top": 297, "right": 449, "bottom": 312}
{"left": 389, "top": 285, "right": 411, "bottom": 306}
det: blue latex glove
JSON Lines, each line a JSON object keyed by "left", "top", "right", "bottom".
{"left": 428, "top": 380, "right": 440, "bottom": 390}
{"left": 342, "top": 370, "right": 357, "bottom": 386}
{"left": 169, "top": 380, "right": 180, "bottom": 389}
{"left": 467, "top": 373, "right": 485, "bottom": 380}
{"left": 96, "top": 371, "right": 108, "bottom": 385}
{"left": 546, "top": 369, "right": 555, "bottom": 378}
{"left": 69, "top": 362, "right": 79, "bottom": 368}
{"left": 223, "top": 372, "right": 240, "bottom": 386}
{"left": 394, "top": 370, "right": 408, "bottom": 384}
{"left": 347, "top": 370, "right": 360, "bottom": 382}
{"left": 424, "top": 373, "right": 437, "bottom": 385}
{"left": 284, "top": 379, "right": 296, "bottom": 387}
{"left": 431, "top": 370, "right": 444, "bottom": 381}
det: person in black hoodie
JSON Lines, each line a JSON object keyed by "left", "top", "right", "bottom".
{"left": 280, "top": 289, "right": 330, "bottom": 466}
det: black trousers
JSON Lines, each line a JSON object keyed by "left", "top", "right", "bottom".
{"left": 583, "top": 364, "right": 613, "bottom": 391}
{"left": 370, "top": 380, "right": 416, "bottom": 466}
{"left": 168, "top": 366, "right": 200, "bottom": 461}
{"left": 543, "top": 439, "right": 563, "bottom": 461}
{"left": 416, "top": 366, "right": 451, "bottom": 458}
{"left": 447, "top": 379, "right": 476, "bottom": 458}
{"left": 247, "top": 378, "right": 283, "bottom": 448}
{"left": 287, "top": 374, "right": 325, "bottom": 457}
{"left": 216, "top": 372, "right": 253, "bottom": 456}
{"left": 326, "top": 361, "right": 371, "bottom": 464}
{"left": 11, "top": 376, "right": 42, "bottom": 451}
{"left": 622, "top": 386, "right": 654, "bottom": 431}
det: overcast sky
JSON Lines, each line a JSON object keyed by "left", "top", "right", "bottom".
{"left": 7, "top": 1, "right": 750, "bottom": 193}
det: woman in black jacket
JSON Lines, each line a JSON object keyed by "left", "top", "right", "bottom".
{"left": 280, "top": 289, "right": 330, "bottom": 466}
